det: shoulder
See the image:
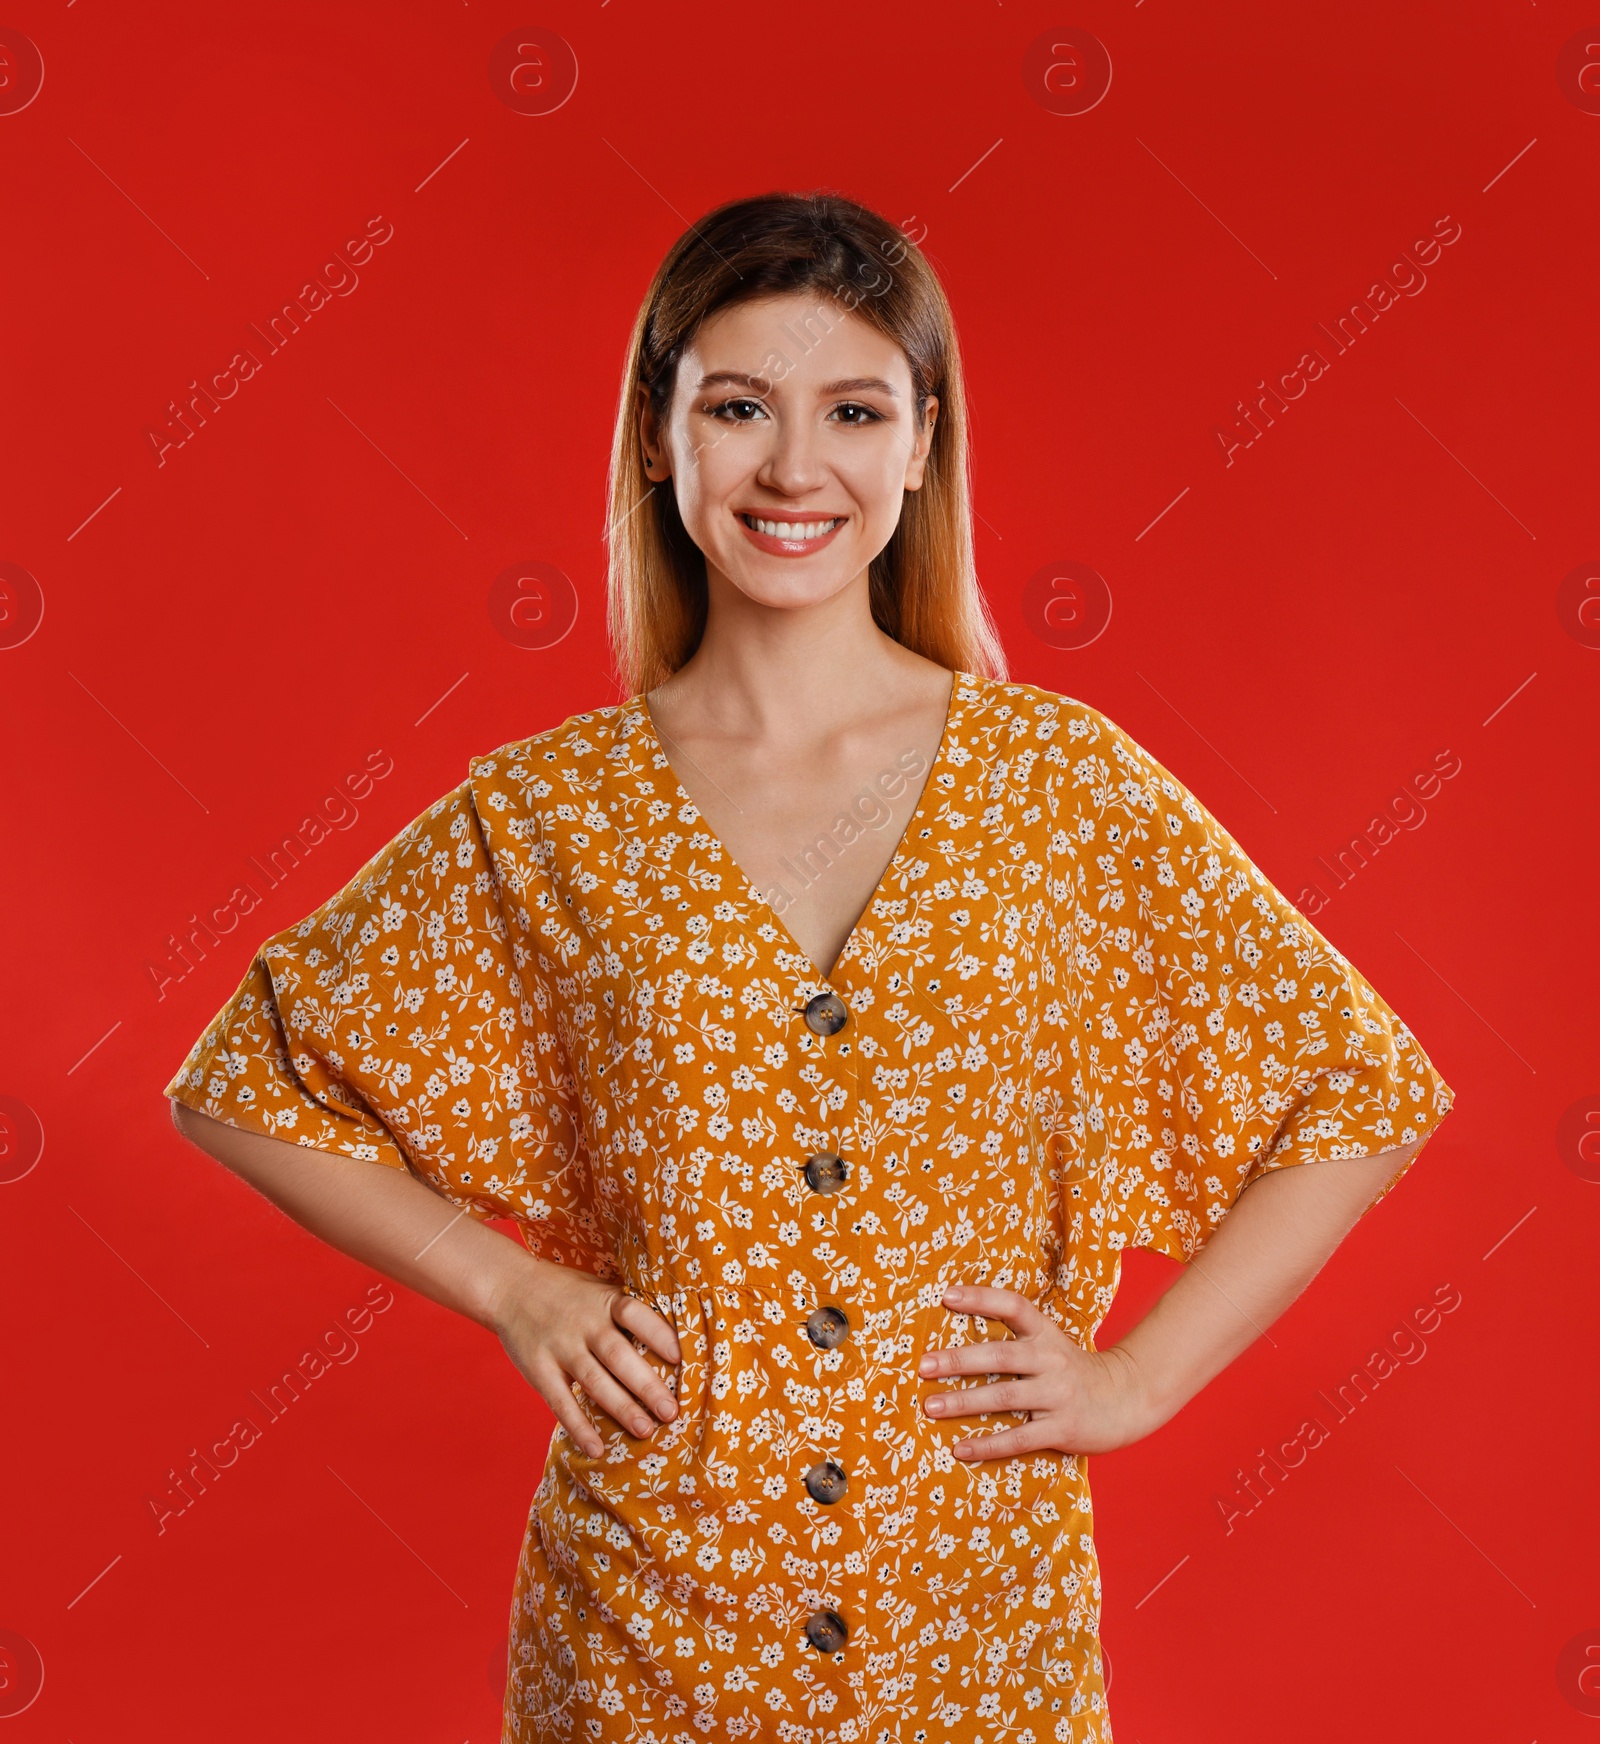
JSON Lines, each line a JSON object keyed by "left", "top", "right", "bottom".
{"left": 962, "top": 673, "right": 1150, "bottom": 766}
{"left": 467, "top": 694, "right": 641, "bottom": 784}
{"left": 459, "top": 697, "right": 652, "bottom": 856}
{"left": 466, "top": 696, "right": 653, "bottom": 816}
{"left": 962, "top": 675, "right": 1207, "bottom": 838}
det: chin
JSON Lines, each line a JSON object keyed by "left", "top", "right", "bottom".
{"left": 723, "top": 564, "right": 857, "bottom": 610}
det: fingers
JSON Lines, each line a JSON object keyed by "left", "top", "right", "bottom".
{"left": 951, "top": 1424, "right": 1054, "bottom": 1462}
{"left": 919, "top": 1338, "right": 1047, "bottom": 1380}
{"left": 593, "top": 1328, "right": 678, "bottom": 1424}
{"left": 923, "top": 1378, "right": 1040, "bottom": 1421}
{"left": 569, "top": 1353, "right": 660, "bottom": 1442}
{"left": 529, "top": 1360, "right": 608, "bottom": 1458}
{"left": 500, "top": 1277, "right": 685, "bottom": 1453}
{"left": 611, "top": 1292, "right": 682, "bottom": 1365}
{"left": 940, "top": 1283, "right": 1047, "bottom": 1334}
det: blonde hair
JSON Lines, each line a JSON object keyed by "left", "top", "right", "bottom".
{"left": 604, "top": 190, "right": 1009, "bottom": 697}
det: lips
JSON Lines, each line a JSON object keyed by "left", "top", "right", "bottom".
{"left": 736, "top": 511, "right": 846, "bottom": 557}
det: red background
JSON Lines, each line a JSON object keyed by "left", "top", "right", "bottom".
{"left": 2, "top": 1, "right": 1596, "bottom": 1738}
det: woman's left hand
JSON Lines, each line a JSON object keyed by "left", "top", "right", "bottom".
{"left": 920, "top": 1284, "right": 1157, "bottom": 1459}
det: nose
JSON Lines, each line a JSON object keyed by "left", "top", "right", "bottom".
{"left": 756, "top": 414, "right": 829, "bottom": 500}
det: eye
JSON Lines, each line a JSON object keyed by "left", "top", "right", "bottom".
{"left": 707, "top": 397, "right": 769, "bottom": 422}
{"left": 831, "top": 402, "right": 883, "bottom": 426}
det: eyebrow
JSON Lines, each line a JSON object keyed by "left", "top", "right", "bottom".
{"left": 696, "top": 370, "right": 900, "bottom": 398}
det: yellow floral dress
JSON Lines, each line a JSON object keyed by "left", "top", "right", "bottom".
{"left": 165, "top": 671, "right": 1454, "bottom": 1742}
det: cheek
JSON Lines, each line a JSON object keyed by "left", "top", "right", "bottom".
{"left": 676, "top": 439, "right": 748, "bottom": 529}
{"left": 844, "top": 445, "right": 913, "bottom": 529}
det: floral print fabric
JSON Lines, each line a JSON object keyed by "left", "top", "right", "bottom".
{"left": 165, "top": 672, "right": 1454, "bottom": 1742}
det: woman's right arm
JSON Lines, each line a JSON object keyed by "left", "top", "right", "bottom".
{"left": 169, "top": 1102, "right": 679, "bottom": 1456}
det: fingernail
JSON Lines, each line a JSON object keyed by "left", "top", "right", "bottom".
{"left": 661, "top": 1402, "right": 677, "bottom": 1421}
{"left": 926, "top": 1397, "right": 944, "bottom": 1416}
{"left": 634, "top": 1418, "right": 651, "bottom": 1436}
{"left": 918, "top": 1354, "right": 936, "bottom": 1376}
{"left": 945, "top": 1286, "right": 962, "bottom": 1303}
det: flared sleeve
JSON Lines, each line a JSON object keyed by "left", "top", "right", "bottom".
{"left": 164, "top": 775, "right": 612, "bottom": 1276}
{"left": 1054, "top": 705, "right": 1455, "bottom": 1266}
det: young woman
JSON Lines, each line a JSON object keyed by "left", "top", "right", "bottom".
{"left": 167, "top": 192, "right": 1454, "bottom": 1743}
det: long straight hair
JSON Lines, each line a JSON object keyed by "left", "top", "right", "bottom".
{"left": 605, "top": 190, "right": 1008, "bottom": 697}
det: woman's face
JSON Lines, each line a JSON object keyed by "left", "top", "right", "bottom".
{"left": 641, "top": 290, "right": 938, "bottom": 612}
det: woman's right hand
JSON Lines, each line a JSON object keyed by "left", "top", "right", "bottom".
{"left": 490, "top": 1257, "right": 681, "bottom": 1458}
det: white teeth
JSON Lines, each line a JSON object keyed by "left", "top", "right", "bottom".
{"left": 745, "top": 515, "right": 839, "bottom": 540}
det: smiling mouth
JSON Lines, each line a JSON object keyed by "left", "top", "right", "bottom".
{"left": 738, "top": 513, "right": 843, "bottom": 540}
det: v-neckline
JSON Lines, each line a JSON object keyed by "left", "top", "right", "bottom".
{"left": 631, "top": 669, "right": 971, "bottom": 987}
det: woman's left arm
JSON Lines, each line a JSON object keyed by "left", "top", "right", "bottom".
{"left": 921, "top": 1139, "right": 1426, "bottom": 1460}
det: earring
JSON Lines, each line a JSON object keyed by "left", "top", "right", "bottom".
{"left": 644, "top": 456, "right": 654, "bottom": 470}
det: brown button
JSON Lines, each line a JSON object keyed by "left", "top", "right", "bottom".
{"left": 803, "top": 1151, "right": 848, "bottom": 1195}
{"left": 804, "top": 1460, "right": 848, "bottom": 1504}
{"left": 805, "top": 1306, "right": 850, "bottom": 1350}
{"left": 804, "top": 1607, "right": 848, "bottom": 1653}
{"left": 802, "top": 992, "right": 849, "bottom": 1036}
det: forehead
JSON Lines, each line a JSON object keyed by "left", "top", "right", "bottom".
{"left": 682, "top": 292, "right": 911, "bottom": 394}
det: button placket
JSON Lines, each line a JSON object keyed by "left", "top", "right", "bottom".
{"left": 841, "top": 985, "right": 873, "bottom": 1676}
{"left": 796, "top": 993, "right": 852, "bottom": 1220}
{"left": 792, "top": 980, "right": 864, "bottom": 1669}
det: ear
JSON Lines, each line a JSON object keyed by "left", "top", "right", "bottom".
{"left": 637, "top": 384, "right": 672, "bottom": 481}
{"left": 903, "top": 394, "right": 939, "bottom": 492}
